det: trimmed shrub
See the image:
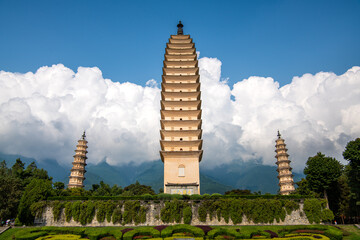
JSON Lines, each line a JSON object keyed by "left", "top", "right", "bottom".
{"left": 123, "top": 227, "right": 160, "bottom": 240}
{"left": 96, "top": 201, "right": 106, "bottom": 223}
{"left": 183, "top": 206, "right": 192, "bottom": 224}
{"left": 207, "top": 228, "right": 242, "bottom": 239}
{"left": 71, "top": 201, "right": 82, "bottom": 222}
{"left": 51, "top": 200, "right": 64, "bottom": 221}
{"left": 161, "top": 224, "right": 205, "bottom": 238}
{"left": 112, "top": 207, "right": 122, "bottom": 224}
{"left": 64, "top": 202, "right": 72, "bottom": 222}
{"left": 15, "top": 230, "right": 48, "bottom": 240}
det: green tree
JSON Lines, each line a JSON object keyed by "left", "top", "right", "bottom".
{"left": 343, "top": 138, "right": 360, "bottom": 202}
{"left": 123, "top": 181, "right": 155, "bottom": 195}
{"left": 293, "top": 178, "right": 316, "bottom": 196}
{"left": 225, "top": 189, "right": 252, "bottom": 195}
{"left": 0, "top": 161, "right": 22, "bottom": 220}
{"left": 304, "top": 152, "right": 342, "bottom": 207}
{"left": 336, "top": 169, "right": 351, "bottom": 223}
{"left": 17, "top": 178, "right": 53, "bottom": 225}
{"left": 11, "top": 158, "right": 25, "bottom": 180}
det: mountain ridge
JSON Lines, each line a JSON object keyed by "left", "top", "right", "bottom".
{"left": 0, "top": 152, "right": 304, "bottom": 194}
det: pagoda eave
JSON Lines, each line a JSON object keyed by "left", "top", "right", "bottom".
{"left": 160, "top": 150, "right": 203, "bottom": 162}
{"left": 162, "top": 75, "right": 199, "bottom": 83}
{"left": 160, "top": 129, "right": 202, "bottom": 139}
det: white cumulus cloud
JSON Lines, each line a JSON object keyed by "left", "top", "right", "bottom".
{"left": 0, "top": 61, "right": 359, "bottom": 172}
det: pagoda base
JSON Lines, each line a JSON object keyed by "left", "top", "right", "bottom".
{"left": 165, "top": 182, "right": 199, "bottom": 195}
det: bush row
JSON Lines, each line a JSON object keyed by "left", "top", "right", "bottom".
{"left": 47, "top": 193, "right": 311, "bottom": 201}
{"left": 11, "top": 224, "right": 342, "bottom": 240}
{"left": 161, "top": 224, "right": 205, "bottom": 237}
{"left": 38, "top": 200, "right": 148, "bottom": 225}
{"left": 197, "top": 198, "right": 300, "bottom": 224}
{"left": 32, "top": 198, "right": 333, "bottom": 226}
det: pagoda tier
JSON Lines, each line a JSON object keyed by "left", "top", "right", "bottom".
{"left": 275, "top": 131, "right": 295, "bottom": 195}
{"left": 68, "top": 132, "right": 88, "bottom": 189}
{"left": 162, "top": 75, "right": 199, "bottom": 83}
{"left": 160, "top": 22, "right": 203, "bottom": 195}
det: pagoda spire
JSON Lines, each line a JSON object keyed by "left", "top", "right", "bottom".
{"left": 177, "top": 21, "right": 184, "bottom": 35}
{"left": 275, "top": 131, "right": 295, "bottom": 195}
{"left": 68, "top": 132, "right": 88, "bottom": 189}
{"left": 160, "top": 23, "right": 202, "bottom": 195}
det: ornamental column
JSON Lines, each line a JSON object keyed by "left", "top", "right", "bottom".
{"left": 275, "top": 131, "right": 295, "bottom": 195}
{"left": 68, "top": 131, "right": 88, "bottom": 189}
{"left": 160, "top": 21, "right": 203, "bottom": 195}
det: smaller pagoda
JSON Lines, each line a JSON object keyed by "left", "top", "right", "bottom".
{"left": 275, "top": 131, "right": 295, "bottom": 195}
{"left": 68, "top": 131, "right": 88, "bottom": 189}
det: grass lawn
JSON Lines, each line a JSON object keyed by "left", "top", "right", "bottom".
{"left": 336, "top": 225, "right": 360, "bottom": 240}
{"left": 0, "top": 224, "right": 356, "bottom": 240}
{"left": 0, "top": 228, "right": 24, "bottom": 240}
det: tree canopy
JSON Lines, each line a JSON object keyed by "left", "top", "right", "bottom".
{"left": 123, "top": 181, "right": 155, "bottom": 195}
{"left": 343, "top": 138, "right": 360, "bottom": 201}
{"left": 304, "top": 152, "right": 342, "bottom": 195}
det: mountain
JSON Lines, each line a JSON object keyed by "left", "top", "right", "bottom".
{"left": 201, "top": 160, "right": 304, "bottom": 194}
{"left": 0, "top": 152, "right": 304, "bottom": 194}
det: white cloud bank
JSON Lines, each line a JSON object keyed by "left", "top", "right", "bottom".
{"left": 0, "top": 60, "right": 359, "bottom": 171}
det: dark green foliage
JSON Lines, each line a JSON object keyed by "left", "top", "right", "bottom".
{"left": 123, "top": 181, "right": 155, "bottom": 195}
{"left": 160, "top": 224, "right": 205, "bottom": 238}
{"left": 105, "top": 200, "right": 117, "bottom": 222}
{"left": 0, "top": 160, "right": 23, "bottom": 220}
{"left": 90, "top": 180, "right": 123, "bottom": 196}
{"left": 64, "top": 202, "right": 72, "bottom": 222}
{"left": 230, "top": 199, "right": 243, "bottom": 224}
{"left": 51, "top": 200, "right": 64, "bottom": 221}
{"left": 123, "top": 227, "right": 160, "bottom": 240}
{"left": 1, "top": 158, "right": 52, "bottom": 222}
{"left": 303, "top": 199, "right": 334, "bottom": 223}
{"left": 197, "top": 198, "right": 297, "bottom": 224}
{"left": 123, "top": 200, "right": 148, "bottom": 225}
{"left": 304, "top": 152, "right": 342, "bottom": 199}
{"left": 112, "top": 207, "right": 122, "bottom": 224}
{"left": 71, "top": 201, "right": 82, "bottom": 222}
{"left": 183, "top": 205, "right": 192, "bottom": 224}
{"left": 198, "top": 204, "right": 207, "bottom": 222}
{"left": 79, "top": 201, "right": 96, "bottom": 225}
{"left": 284, "top": 200, "right": 300, "bottom": 214}
{"left": 160, "top": 199, "right": 190, "bottom": 223}
{"left": 321, "top": 208, "right": 335, "bottom": 222}
{"left": 343, "top": 138, "right": 360, "bottom": 205}
{"left": 17, "top": 178, "right": 53, "bottom": 225}
{"left": 225, "top": 189, "right": 252, "bottom": 195}
{"left": 96, "top": 201, "right": 106, "bottom": 222}
{"left": 29, "top": 201, "right": 47, "bottom": 218}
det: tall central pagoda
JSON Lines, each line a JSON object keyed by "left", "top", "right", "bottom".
{"left": 160, "top": 21, "right": 203, "bottom": 195}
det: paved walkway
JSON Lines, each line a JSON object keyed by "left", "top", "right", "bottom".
{"left": 0, "top": 226, "right": 10, "bottom": 234}
{"left": 355, "top": 224, "right": 360, "bottom": 229}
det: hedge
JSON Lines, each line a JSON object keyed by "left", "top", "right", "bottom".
{"left": 207, "top": 228, "right": 243, "bottom": 239}
{"left": 161, "top": 224, "right": 205, "bottom": 238}
{"left": 47, "top": 194, "right": 313, "bottom": 201}
{"left": 14, "top": 231, "right": 48, "bottom": 240}
{"left": 277, "top": 225, "right": 342, "bottom": 240}
{"left": 31, "top": 198, "right": 332, "bottom": 226}
{"left": 123, "top": 227, "right": 160, "bottom": 240}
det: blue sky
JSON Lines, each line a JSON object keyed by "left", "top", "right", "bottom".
{"left": 0, "top": 0, "right": 360, "bottom": 170}
{"left": 0, "top": 0, "right": 359, "bottom": 87}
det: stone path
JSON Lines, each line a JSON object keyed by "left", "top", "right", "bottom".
{"left": 355, "top": 224, "right": 360, "bottom": 229}
{"left": 0, "top": 226, "right": 10, "bottom": 235}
